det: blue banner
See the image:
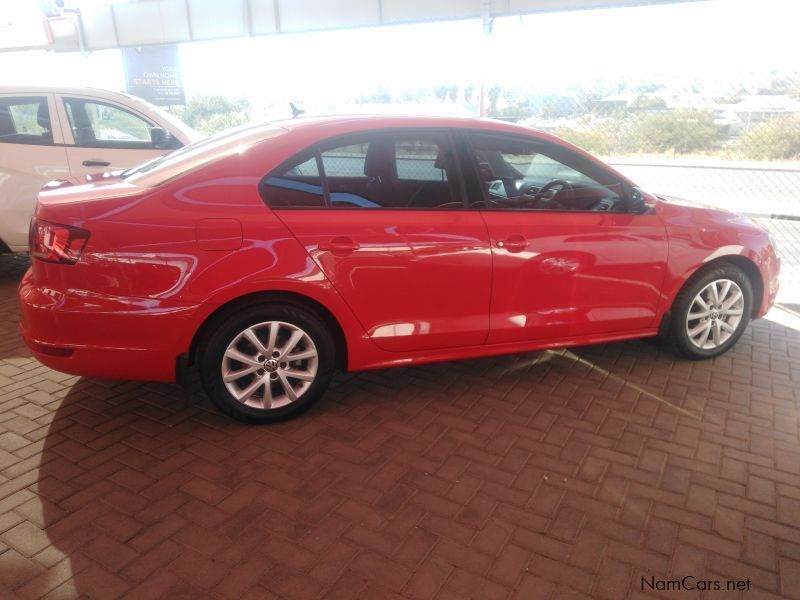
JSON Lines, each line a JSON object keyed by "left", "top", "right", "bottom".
{"left": 122, "top": 45, "right": 185, "bottom": 106}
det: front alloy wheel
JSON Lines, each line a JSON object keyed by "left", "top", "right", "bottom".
{"left": 668, "top": 264, "right": 753, "bottom": 360}
{"left": 685, "top": 279, "right": 745, "bottom": 350}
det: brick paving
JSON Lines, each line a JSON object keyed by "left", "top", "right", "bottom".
{"left": 0, "top": 252, "right": 799, "bottom": 599}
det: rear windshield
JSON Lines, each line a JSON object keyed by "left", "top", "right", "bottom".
{"left": 122, "top": 123, "right": 287, "bottom": 187}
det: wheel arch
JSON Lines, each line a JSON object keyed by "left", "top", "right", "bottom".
{"left": 701, "top": 255, "right": 764, "bottom": 318}
{"left": 187, "top": 290, "right": 349, "bottom": 372}
{"left": 660, "top": 253, "right": 764, "bottom": 334}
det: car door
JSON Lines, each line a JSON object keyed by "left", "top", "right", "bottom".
{"left": 56, "top": 95, "right": 175, "bottom": 177}
{"left": 0, "top": 94, "right": 69, "bottom": 251}
{"left": 262, "top": 129, "right": 492, "bottom": 352}
{"left": 460, "top": 130, "right": 668, "bottom": 344}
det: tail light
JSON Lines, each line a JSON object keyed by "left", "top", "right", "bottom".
{"left": 29, "top": 219, "right": 90, "bottom": 264}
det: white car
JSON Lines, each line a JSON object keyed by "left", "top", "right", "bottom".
{"left": 0, "top": 86, "right": 201, "bottom": 252}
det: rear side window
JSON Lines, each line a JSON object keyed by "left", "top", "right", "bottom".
{"left": 261, "top": 154, "right": 325, "bottom": 208}
{"left": 262, "top": 131, "right": 461, "bottom": 210}
{"left": 0, "top": 96, "right": 53, "bottom": 145}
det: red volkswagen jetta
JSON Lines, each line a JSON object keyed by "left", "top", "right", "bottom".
{"left": 19, "top": 116, "right": 780, "bottom": 421}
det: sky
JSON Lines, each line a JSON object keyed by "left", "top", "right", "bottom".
{"left": 0, "top": 0, "right": 797, "bottom": 113}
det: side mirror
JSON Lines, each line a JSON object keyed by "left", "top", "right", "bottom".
{"left": 626, "top": 186, "right": 647, "bottom": 214}
{"left": 149, "top": 127, "right": 170, "bottom": 149}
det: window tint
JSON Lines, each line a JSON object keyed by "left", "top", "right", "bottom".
{"left": 0, "top": 96, "right": 53, "bottom": 145}
{"left": 320, "top": 132, "right": 459, "bottom": 209}
{"left": 466, "top": 132, "right": 626, "bottom": 212}
{"left": 261, "top": 154, "right": 325, "bottom": 208}
{"left": 64, "top": 98, "right": 155, "bottom": 148}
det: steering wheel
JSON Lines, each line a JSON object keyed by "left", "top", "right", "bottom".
{"left": 536, "top": 179, "right": 572, "bottom": 201}
{"left": 518, "top": 179, "right": 572, "bottom": 209}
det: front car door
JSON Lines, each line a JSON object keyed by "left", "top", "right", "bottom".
{"left": 0, "top": 93, "right": 69, "bottom": 251}
{"left": 55, "top": 95, "right": 180, "bottom": 177}
{"left": 460, "top": 130, "right": 668, "bottom": 343}
{"left": 261, "top": 129, "right": 492, "bottom": 352}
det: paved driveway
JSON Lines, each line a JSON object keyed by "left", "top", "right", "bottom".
{"left": 0, "top": 254, "right": 799, "bottom": 599}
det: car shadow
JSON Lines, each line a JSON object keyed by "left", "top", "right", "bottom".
{"left": 23, "top": 311, "right": 800, "bottom": 597}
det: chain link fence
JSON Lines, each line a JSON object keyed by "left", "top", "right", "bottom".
{"left": 518, "top": 81, "right": 800, "bottom": 304}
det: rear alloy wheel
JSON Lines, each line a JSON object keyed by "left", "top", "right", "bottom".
{"left": 668, "top": 265, "right": 753, "bottom": 359}
{"left": 200, "top": 304, "right": 335, "bottom": 422}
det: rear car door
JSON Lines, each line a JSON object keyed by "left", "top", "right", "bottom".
{"left": 262, "top": 129, "right": 492, "bottom": 352}
{"left": 56, "top": 95, "right": 179, "bottom": 177}
{"left": 460, "top": 130, "right": 668, "bottom": 343}
{"left": 0, "top": 94, "right": 69, "bottom": 251}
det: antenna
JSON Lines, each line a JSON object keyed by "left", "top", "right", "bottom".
{"left": 289, "top": 102, "right": 305, "bottom": 119}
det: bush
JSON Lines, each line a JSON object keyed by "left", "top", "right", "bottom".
{"left": 624, "top": 110, "right": 724, "bottom": 154}
{"left": 553, "top": 110, "right": 724, "bottom": 156}
{"left": 174, "top": 95, "right": 251, "bottom": 134}
{"left": 553, "top": 125, "right": 614, "bottom": 155}
{"left": 738, "top": 115, "right": 800, "bottom": 160}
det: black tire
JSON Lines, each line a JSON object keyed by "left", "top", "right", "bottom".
{"left": 199, "top": 302, "right": 335, "bottom": 423}
{"left": 666, "top": 264, "right": 753, "bottom": 360}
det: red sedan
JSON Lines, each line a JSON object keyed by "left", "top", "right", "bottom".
{"left": 19, "top": 116, "right": 780, "bottom": 422}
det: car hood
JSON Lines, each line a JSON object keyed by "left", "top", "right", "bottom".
{"left": 655, "top": 193, "right": 727, "bottom": 212}
{"left": 654, "top": 193, "right": 767, "bottom": 236}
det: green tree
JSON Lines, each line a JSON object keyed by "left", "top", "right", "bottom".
{"left": 356, "top": 86, "right": 391, "bottom": 104}
{"left": 174, "top": 95, "right": 251, "bottom": 134}
{"left": 488, "top": 85, "right": 502, "bottom": 115}
{"left": 554, "top": 125, "right": 613, "bottom": 155}
{"left": 739, "top": 115, "right": 800, "bottom": 160}
{"left": 463, "top": 85, "right": 475, "bottom": 105}
{"left": 629, "top": 95, "right": 668, "bottom": 111}
{"left": 447, "top": 85, "right": 459, "bottom": 103}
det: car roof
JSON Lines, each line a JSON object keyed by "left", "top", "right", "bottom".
{"left": 272, "top": 114, "right": 541, "bottom": 136}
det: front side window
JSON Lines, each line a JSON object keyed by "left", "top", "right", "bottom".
{"left": 0, "top": 96, "right": 53, "bottom": 145}
{"left": 63, "top": 98, "right": 157, "bottom": 148}
{"left": 466, "top": 132, "right": 627, "bottom": 212}
{"left": 261, "top": 131, "right": 462, "bottom": 210}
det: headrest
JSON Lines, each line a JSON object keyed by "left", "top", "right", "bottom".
{"left": 363, "top": 139, "right": 397, "bottom": 181}
{"left": 434, "top": 148, "right": 452, "bottom": 171}
{"left": 37, "top": 102, "right": 50, "bottom": 132}
{"left": 0, "top": 108, "right": 15, "bottom": 136}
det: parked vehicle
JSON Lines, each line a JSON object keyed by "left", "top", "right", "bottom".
{"left": 0, "top": 86, "right": 200, "bottom": 252}
{"left": 18, "top": 115, "right": 780, "bottom": 422}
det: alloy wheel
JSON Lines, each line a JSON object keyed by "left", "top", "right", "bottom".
{"left": 221, "top": 321, "right": 318, "bottom": 409}
{"left": 685, "top": 279, "right": 745, "bottom": 350}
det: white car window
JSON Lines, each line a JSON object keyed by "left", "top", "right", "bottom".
{"left": 0, "top": 96, "right": 53, "bottom": 145}
{"left": 64, "top": 97, "right": 156, "bottom": 147}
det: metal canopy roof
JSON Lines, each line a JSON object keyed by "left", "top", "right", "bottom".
{"left": 16, "top": 0, "right": 704, "bottom": 53}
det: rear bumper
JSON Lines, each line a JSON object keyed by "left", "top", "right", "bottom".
{"left": 18, "top": 268, "right": 194, "bottom": 381}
